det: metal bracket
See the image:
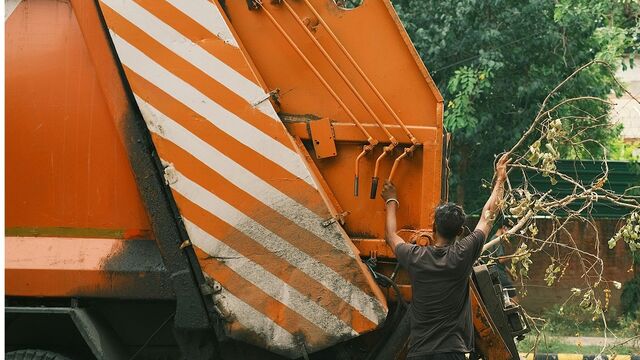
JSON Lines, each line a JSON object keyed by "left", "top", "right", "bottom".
{"left": 246, "top": 0, "right": 260, "bottom": 10}
{"left": 200, "top": 283, "right": 215, "bottom": 296}
{"left": 321, "top": 211, "right": 349, "bottom": 227}
{"left": 309, "top": 117, "right": 337, "bottom": 159}
{"left": 251, "top": 88, "right": 280, "bottom": 107}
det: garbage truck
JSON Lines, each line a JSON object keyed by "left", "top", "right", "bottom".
{"left": 5, "top": 0, "right": 529, "bottom": 358}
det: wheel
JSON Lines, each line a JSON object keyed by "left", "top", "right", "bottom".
{"left": 5, "top": 349, "right": 73, "bottom": 360}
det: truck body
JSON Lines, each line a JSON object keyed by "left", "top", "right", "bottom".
{"left": 5, "top": 1, "right": 525, "bottom": 359}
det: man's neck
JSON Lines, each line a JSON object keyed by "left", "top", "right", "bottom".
{"left": 433, "top": 235, "right": 454, "bottom": 247}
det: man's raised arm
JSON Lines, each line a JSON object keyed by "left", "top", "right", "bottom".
{"left": 381, "top": 181, "right": 405, "bottom": 253}
{"left": 475, "top": 154, "right": 511, "bottom": 238}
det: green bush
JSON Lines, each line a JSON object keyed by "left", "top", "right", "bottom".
{"left": 621, "top": 275, "right": 640, "bottom": 318}
{"left": 540, "top": 303, "right": 639, "bottom": 337}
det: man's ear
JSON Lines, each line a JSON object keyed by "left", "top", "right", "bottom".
{"left": 457, "top": 227, "right": 464, "bottom": 236}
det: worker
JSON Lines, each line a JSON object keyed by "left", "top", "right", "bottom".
{"left": 481, "top": 225, "right": 520, "bottom": 303}
{"left": 381, "top": 154, "right": 510, "bottom": 360}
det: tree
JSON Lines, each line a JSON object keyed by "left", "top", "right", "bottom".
{"left": 392, "top": 2, "right": 640, "bottom": 354}
{"left": 393, "top": 0, "right": 638, "bottom": 212}
{"left": 468, "top": 61, "right": 640, "bottom": 354}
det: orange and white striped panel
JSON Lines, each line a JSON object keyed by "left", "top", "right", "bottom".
{"left": 97, "top": 0, "right": 387, "bottom": 357}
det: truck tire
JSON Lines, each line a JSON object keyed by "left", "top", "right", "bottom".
{"left": 5, "top": 350, "right": 73, "bottom": 360}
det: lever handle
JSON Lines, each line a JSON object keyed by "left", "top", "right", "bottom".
{"left": 370, "top": 177, "right": 379, "bottom": 199}
{"left": 354, "top": 175, "right": 359, "bottom": 196}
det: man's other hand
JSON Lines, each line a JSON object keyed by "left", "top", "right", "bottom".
{"left": 381, "top": 181, "right": 397, "bottom": 202}
{"left": 495, "top": 153, "right": 511, "bottom": 182}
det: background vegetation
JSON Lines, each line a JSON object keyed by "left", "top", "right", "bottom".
{"left": 393, "top": 0, "right": 640, "bottom": 212}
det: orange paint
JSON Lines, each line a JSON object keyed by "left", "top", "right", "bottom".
{"left": 100, "top": 4, "right": 295, "bottom": 150}
{"left": 156, "top": 136, "right": 359, "bottom": 277}
{"left": 195, "top": 247, "right": 330, "bottom": 348}
{"left": 309, "top": 117, "right": 338, "bottom": 159}
{"left": 174, "top": 190, "right": 377, "bottom": 333}
{"left": 3, "top": 0, "right": 520, "bottom": 357}
{"left": 5, "top": 236, "right": 163, "bottom": 298}
{"left": 124, "top": 69, "right": 327, "bottom": 217}
{"left": 222, "top": 0, "right": 444, "bottom": 238}
{"left": 132, "top": 0, "right": 259, "bottom": 83}
{"left": 5, "top": 0, "right": 151, "bottom": 234}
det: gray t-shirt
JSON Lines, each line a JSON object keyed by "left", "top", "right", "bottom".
{"left": 395, "top": 230, "right": 486, "bottom": 358}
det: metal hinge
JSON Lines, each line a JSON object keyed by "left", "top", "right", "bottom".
{"left": 321, "top": 211, "right": 349, "bottom": 227}
{"left": 252, "top": 88, "right": 280, "bottom": 107}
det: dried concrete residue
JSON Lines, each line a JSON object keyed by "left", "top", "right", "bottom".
{"left": 137, "top": 101, "right": 165, "bottom": 137}
{"left": 160, "top": 159, "right": 178, "bottom": 186}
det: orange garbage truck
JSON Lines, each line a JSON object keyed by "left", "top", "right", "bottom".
{"left": 5, "top": 0, "right": 528, "bottom": 359}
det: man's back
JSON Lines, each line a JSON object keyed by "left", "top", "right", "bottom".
{"left": 395, "top": 230, "right": 485, "bottom": 358}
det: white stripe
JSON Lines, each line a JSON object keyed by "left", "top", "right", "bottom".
{"left": 218, "top": 291, "right": 299, "bottom": 358}
{"left": 5, "top": 0, "right": 22, "bottom": 21}
{"left": 184, "top": 219, "right": 356, "bottom": 337}
{"left": 136, "top": 95, "right": 357, "bottom": 257}
{"left": 108, "top": 32, "right": 314, "bottom": 187}
{"left": 165, "top": 0, "right": 239, "bottom": 48}
{"left": 100, "top": 0, "right": 280, "bottom": 121}
{"left": 169, "top": 168, "right": 385, "bottom": 325}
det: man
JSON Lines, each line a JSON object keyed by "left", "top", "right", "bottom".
{"left": 482, "top": 226, "right": 520, "bottom": 303}
{"left": 381, "top": 154, "right": 510, "bottom": 360}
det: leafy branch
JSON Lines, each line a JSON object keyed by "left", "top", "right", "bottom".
{"left": 485, "top": 60, "right": 640, "bottom": 355}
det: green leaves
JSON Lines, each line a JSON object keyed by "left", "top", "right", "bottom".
{"left": 393, "top": 0, "right": 638, "bottom": 210}
{"left": 544, "top": 260, "right": 564, "bottom": 287}
{"left": 444, "top": 66, "right": 491, "bottom": 135}
{"left": 509, "top": 243, "right": 533, "bottom": 280}
{"left": 609, "top": 211, "right": 640, "bottom": 253}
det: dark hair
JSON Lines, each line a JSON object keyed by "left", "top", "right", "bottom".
{"left": 434, "top": 203, "right": 466, "bottom": 241}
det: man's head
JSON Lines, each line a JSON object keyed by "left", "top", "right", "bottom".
{"left": 434, "top": 203, "right": 466, "bottom": 242}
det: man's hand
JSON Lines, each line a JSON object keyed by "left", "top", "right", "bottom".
{"left": 381, "top": 181, "right": 397, "bottom": 202}
{"left": 495, "top": 153, "right": 511, "bottom": 183}
{"left": 476, "top": 153, "right": 511, "bottom": 238}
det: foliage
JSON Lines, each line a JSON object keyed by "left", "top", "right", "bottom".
{"left": 517, "top": 335, "right": 639, "bottom": 355}
{"left": 524, "top": 303, "right": 639, "bottom": 337}
{"left": 392, "top": 3, "right": 640, "bottom": 351}
{"left": 519, "top": 303, "right": 640, "bottom": 355}
{"left": 393, "top": 0, "right": 639, "bottom": 211}
{"left": 621, "top": 275, "right": 640, "bottom": 318}
{"left": 609, "top": 139, "right": 640, "bottom": 161}
{"left": 444, "top": 67, "right": 492, "bottom": 135}
{"left": 473, "top": 61, "right": 640, "bottom": 342}
{"left": 609, "top": 211, "right": 640, "bottom": 253}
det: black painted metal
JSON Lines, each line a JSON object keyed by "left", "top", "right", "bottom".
{"left": 6, "top": 307, "right": 128, "bottom": 360}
